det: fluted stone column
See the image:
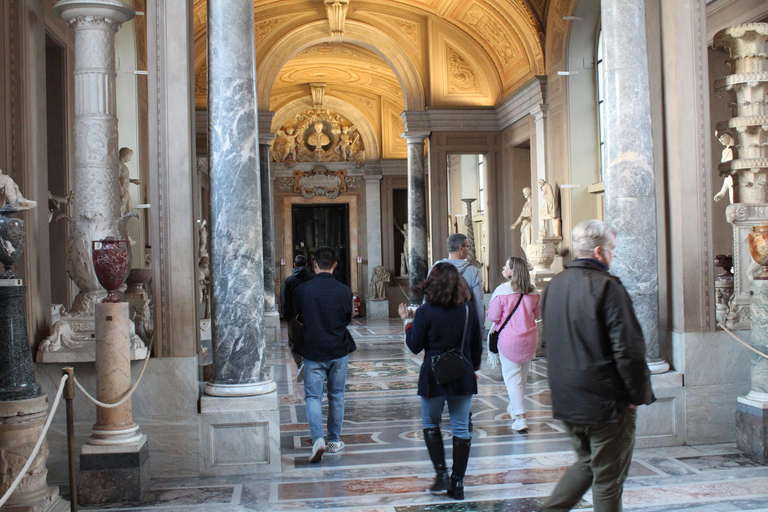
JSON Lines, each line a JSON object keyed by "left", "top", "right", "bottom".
{"left": 259, "top": 111, "right": 280, "bottom": 343}
{"left": 601, "top": 0, "right": 668, "bottom": 373}
{"left": 402, "top": 133, "right": 430, "bottom": 304}
{"left": 40, "top": 0, "right": 142, "bottom": 361}
{"left": 205, "top": 0, "right": 273, "bottom": 397}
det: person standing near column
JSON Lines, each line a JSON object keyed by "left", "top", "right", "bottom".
{"left": 294, "top": 247, "right": 356, "bottom": 463}
{"left": 540, "top": 220, "right": 655, "bottom": 511}
{"left": 281, "top": 254, "right": 314, "bottom": 381}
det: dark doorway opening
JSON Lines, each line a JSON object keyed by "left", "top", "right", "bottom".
{"left": 292, "top": 204, "right": 351, "bottom": 286}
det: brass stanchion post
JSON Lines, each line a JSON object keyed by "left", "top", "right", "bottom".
{"left": 63, "top": 367, "right": 78, "bottom": 512}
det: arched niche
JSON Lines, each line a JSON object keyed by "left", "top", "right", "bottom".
{"left": 272, "top": 96, "right": 380, "bottom": 160}
{"left": 258, "top": 20, "right": 425, "bottom": 112}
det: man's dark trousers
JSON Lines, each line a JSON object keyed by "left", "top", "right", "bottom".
{"left": 541, "top": 408, "right": 637, "bottom": 512}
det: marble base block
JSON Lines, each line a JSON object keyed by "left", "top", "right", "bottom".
{"left": 366, "top": 299, "right": 390, "bottom": 320}
{"left": 264, "top": 311, "right": 280, "bottom": 344}
{"left": 199, "top": 389, "right": 280, "bottom": 476}
{"left": 78, "top": 440, "right": 150, "bottom": 505}
{"left": 736, "top": 398, "right": 768, "bottom": 461}
{"left": 635, "top": 371, "right": 685, "bottom": 448}
{"left": 0, "top": 395, "right": 69, "bottom": 512}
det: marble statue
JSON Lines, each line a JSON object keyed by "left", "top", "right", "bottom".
{"left": 119, "top": 147, "right": 140, "bottom": 216}
{"left": 198, "top": 219, "right": 211, "bottom": 319}
{"left": 334, "top": 125, "right": 354, "bottom": 161}
{"left": 0, "top": 168, "right": 37, "bottom": 210}
{"left": 274, "top": 128, "right": 299, "bottom": 163}
{"left": 48, "top": 190, "right": 73, "bottom": 223}
{"left": 369, "top": 265, "right": 390, "bottom": 301}
{"left": 395, "top": 218, "right": 409, "bottom": 275}
{"left": 537, "top": 179, "right": 560, "bottom": 238}
{"left": 714, "top": 132, "right": 735, "bottom": 204}
{"left": 307, "top": 121, "right": 330, "bottom": 153}
{"left": 509, "top": 186, "right": 532, "bottom": 257}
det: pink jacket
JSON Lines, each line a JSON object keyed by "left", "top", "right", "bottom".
{"left": 487, "top": 290, "right": 540, "bottom": 363}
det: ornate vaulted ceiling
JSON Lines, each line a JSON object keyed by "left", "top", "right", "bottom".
{"left": 192, "top": 0, "right": 548, "bottom": 159}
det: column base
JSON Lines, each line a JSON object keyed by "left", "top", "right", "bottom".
{"left": 2, "top": 487, "right": 69, "bottom": 512}
{"left": 736, "top": 397, "right": 768, "bottom": 461}
{"left": 199, "top": 388, "right": 281, "bottom": 476}
{"left": 264, "top": 311, "right": 281, "bottom": 344}
{"left": 78, "top": 439, "right": 150, "bottom": 506}
{"left": 366, "top": 299, "right": 390, "bottom": 319}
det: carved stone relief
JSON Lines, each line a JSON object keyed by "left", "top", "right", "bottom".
{"left": 447, "top": 46, "right": 482, "bottom": 94}
{"left": 377, "top": 14, "right": 420, "bottom": 49}
{"left": 462, "top": 4, "right": 520, "bottom": 66}
{"left": 271, "top": 109, "right": 365, "bottom": 168}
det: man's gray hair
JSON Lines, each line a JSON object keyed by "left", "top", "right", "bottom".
{"left": 572, "top": 220, "right": 617, "bottom": 258}
{"left": 447, "top": 233, "right": 468, "bottom": 254}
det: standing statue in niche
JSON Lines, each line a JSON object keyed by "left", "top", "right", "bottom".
{"left": 369, "top": 266, "right": 390, "bottom": 301}
{"left": 307, "top": 122, "right": 330, "bottom": 154}
{"left": 537, "top": 179, "right": 561, "bottom": 238}
{"left": 510, "top": 186, "right": 533, "bottom": 258}
{"left": 714, "top": 131, "right": 735, "bottom": 204}
{"left": 119, "top": 147, "right": 140, "bottom": 216}
{"left": 394, "top": 218, "right": 409, "bottom": 276}
{"left": 0, "top": 168, "right": 37, "bottom": 209}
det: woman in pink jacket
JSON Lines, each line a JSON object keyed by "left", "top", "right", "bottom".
{"left": 487, "top": 256, "right": 540, "bottom": 431}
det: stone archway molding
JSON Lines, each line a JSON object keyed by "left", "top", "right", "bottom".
{"left": 258, "top": 20, "right": 425, "bottom": 112}
{"left": 272, "top": 96, "right": 380, "bottom": 161}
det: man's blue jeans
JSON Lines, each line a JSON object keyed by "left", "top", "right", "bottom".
{"left": 303, "top": 355, "right": 349, "bottom": 444}
{"left": 421, "top": 394, "right": 473, "bottom": 439}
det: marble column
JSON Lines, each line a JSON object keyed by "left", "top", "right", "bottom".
{"left": 205, "top": 0, "right": 274, "bottom": 397}
{"left": 259, "top": 114, "right": 280, "bottom": 343}
{"left": 41, "top": 0, "right": 140, "bottom": 360}
{"left": 601, "top": 0, "right": 667, "bottom": 373}
{"left": 402, "top": 132, "right": 430, "bottom": 304}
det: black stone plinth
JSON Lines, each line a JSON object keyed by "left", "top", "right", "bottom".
{"left": 736, "top": 401, "right": 768, "bottom": 462}
{"left": 0, "top": 285, "right": 40, "bottom": 400}
{"left": 78, "top": 442, "right": 150, "bottom": 505}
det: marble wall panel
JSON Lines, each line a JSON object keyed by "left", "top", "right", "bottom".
{"left": 636, "top": 372, "right": 685, "bottom": 448}
{"left": 671, "top": 331, "right": 751, "bottom": 387}
{"left": 686, "top": 382, "right": 751, "bottom": 445}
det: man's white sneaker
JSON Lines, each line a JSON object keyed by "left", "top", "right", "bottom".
{"left": 326, "top": 441, "right": 345, "bottom": 453}
{"left": 512, "top": 418, "right": 528, "bottom": 432}
{"left": 309, "top": 439, "right": 325, "bottom": 463}
{"left": 296, "top": 364, "right": 305, "bottom": 383}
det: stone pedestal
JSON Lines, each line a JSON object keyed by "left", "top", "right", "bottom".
{"left": 366, "top": 299, "right": 389, "bottom": 320}
{"left": 527, "top": 241, "right": 556, "bottom": 290}
{"left": 78, "top": 302, "right": 149, "bottom": 505}
{"left": 199, "top": 385, "right": 280, "bottom": 476}
{"left": 264, "top": 310, "right": 280, "bottom": 344}
{"left": 0, "top": 396, "right": 69, "bottom": 512}
{"left": 0, "top": 283, "right": 40, "bottom": 400}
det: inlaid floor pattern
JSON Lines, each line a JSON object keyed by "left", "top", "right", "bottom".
{"left": 77, "top": 319, "right": 768, "bottom": 511}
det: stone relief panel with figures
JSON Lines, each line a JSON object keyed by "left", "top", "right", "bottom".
{"left": 270, "top": 109, "right": 366, "bottom": 168}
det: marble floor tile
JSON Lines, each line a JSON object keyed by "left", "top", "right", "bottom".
{"left": 75, "top": 319, "right": 768, "bottom": 512}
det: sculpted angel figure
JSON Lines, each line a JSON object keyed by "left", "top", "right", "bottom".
{"left": 276, "top": 128, "right": 299, "bottom": 163}
{"left": 334, "top": 125, "right": 354, "bottom": 161}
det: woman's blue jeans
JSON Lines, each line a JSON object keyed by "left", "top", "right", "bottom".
{"left": 421, "top": 394, "right": 473, "bottom": 439}
{"left": 304, "top": 355, "right": 348, "bottom": 444}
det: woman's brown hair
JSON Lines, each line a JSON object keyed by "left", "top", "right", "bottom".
{"left": 413, "top": 262, "right": 471, "bottom": 307}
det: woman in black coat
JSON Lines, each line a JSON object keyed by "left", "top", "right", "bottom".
{"left": 398, "top": 262, "right": 483, "bottom": 501}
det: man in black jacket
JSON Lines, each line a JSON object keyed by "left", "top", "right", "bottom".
{"left": 294, "top": 246, "right": 356, "bottom": 463}
{"left": 540, "top": 220, "right": 655, "bottom": 512}
{"left": 281, "top": 255, "right": 314, "bottom": 381}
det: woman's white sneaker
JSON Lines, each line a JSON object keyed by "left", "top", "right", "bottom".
{"left": 309, "top": 439, "right": 326, "bottom": 462}
{"left": 512, "top": 418, "right": 528, "bottom": 431}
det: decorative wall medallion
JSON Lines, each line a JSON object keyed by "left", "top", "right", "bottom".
{"left": 345, "top": 176, "right": 360, "bottom": 189}
{"left": 277, "top": 177, "right": 295, "bottom": 191}
{"left": 293, "top": 167, "right": 348, "bottom": 199}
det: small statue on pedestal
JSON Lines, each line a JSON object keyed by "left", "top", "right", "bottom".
{"left": 369, "top": 266, "right": 390, "bottom": 301}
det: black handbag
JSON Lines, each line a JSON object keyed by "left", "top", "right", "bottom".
{"left": 430, "top": 306, "right": 470, "bottom": 386}
{"left": 488, "top": 294, "right": 524, "bottom": 354}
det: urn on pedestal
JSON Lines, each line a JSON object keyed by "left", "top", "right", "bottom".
{"left": 92, "top": 238, "right": 130, "bottom": 303}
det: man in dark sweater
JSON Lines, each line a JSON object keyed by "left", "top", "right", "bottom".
{"left": 540, "top": 220, "right": 655, "bottom": 512}
{"left": 281, "top": 254, "right": 314, "bottom": 381}
{"left": 294, "top": 246, "right": 356, "bottom": 463}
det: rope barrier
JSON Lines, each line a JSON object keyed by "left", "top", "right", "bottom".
{"left": 0, "top": 374, "right": 68, "bottom": 509}
{"left": 73, "top": 335, "right": 155, "bottom": 409}
{"left": 718, "top": 322, "right": 768, "bottom": 359}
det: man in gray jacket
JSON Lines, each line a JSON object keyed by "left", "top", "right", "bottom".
{"left": 540, "top": 220, "right": 655, "bottom": 512}
{"left": 433, "top": 233, "right": 484, "bottom": 323}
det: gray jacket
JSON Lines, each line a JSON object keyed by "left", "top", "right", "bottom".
{"left": 432, "top": 258, "right": 485, "bottom": 324}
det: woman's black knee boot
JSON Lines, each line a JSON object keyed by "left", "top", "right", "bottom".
{"left": 450, "top": 436, "right": 472, "bottom": 500}
{"left": 423, "top": 428, "right": 450, "bottom": 494}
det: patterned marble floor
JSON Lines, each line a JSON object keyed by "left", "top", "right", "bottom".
{"left": 80, "top": 319, "right": 768, "bottom": 512}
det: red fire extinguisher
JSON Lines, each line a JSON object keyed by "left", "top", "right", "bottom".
{"left": 353, "top": 293, "right": 360, "bottom": 316}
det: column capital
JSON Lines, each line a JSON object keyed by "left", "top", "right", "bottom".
{"left": 363, "top": 174, "right": 383, "bottom": 183}
{"left": 53, "top": 0, "right": 135, "bottom": 25}
{"left": 401, "top": 110, "right": 432, "bottom": 134}
{"left": 530, "top": 103, "right": 548, "bottom": 120}
{"left": 258, "top": 111, "right": 275, "bottom": 145}
{"left": 401, "top": 132, "right": 430, "bottom": 144}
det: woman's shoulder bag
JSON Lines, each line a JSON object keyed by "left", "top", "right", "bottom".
{"left": 430, "top": 305, "right": 470, "bottom": 386}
